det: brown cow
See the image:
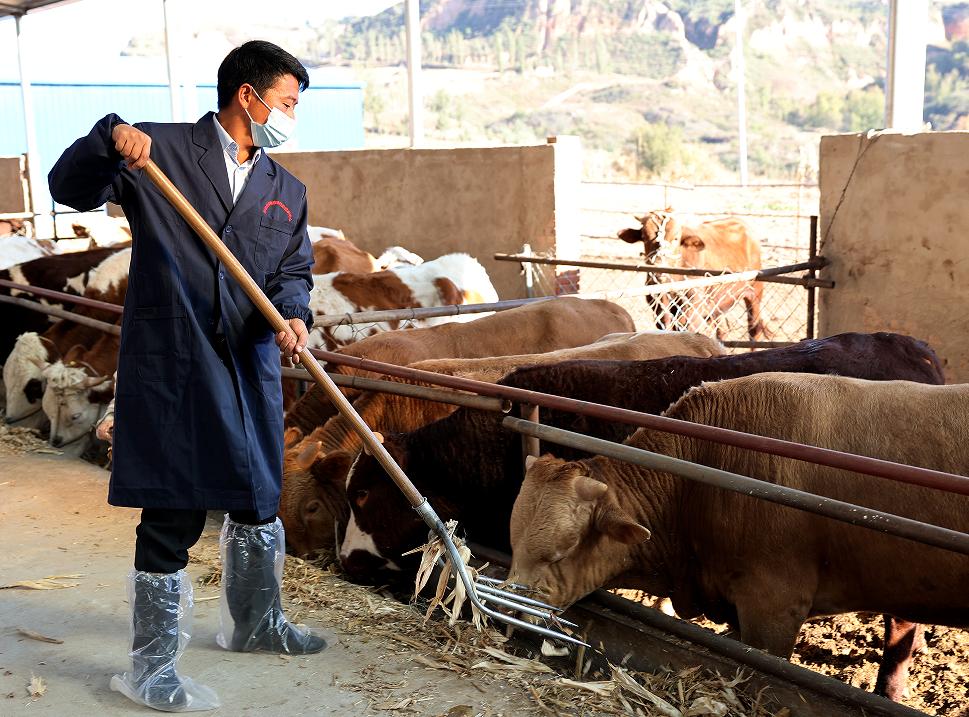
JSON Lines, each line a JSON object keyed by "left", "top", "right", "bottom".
{"left": 510, "top": 373, "right": 969, "bottom": 702}
{"left": 284, "top": 297, "right": 636, "bottom": 434}
{"left": 618, "top": 209, "right": 767, "bottom": 339}
{"left": 280, "top": 331, "right": 723, "bottom": 557}
{"left": 308, "top": 253, "right": 499, "bottom": 351}
{"left": 310, "top": 235, "right": 380, "bottom": 275}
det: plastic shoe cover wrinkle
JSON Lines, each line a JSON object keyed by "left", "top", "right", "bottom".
{"left": 217, "top": 515, "right": 328, "bottom": 654}
{"left": 110, "top": 569, "right": 220, "bottom": 712}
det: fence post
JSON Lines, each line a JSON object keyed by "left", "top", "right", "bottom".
{"left": 521, "top": 243, "right": 535, "bottom": 299}
{"left": 520, "top": 403, "right": 541, "bottom": 466}
{"left": 806, "top": 215, "right": 818, "bottom": 339}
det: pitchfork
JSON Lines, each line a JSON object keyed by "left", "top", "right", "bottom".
{"left": 144, "top": 160, "right": 585, "bottom": 648}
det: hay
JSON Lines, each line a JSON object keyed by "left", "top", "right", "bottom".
{"left": 188, "top": 543, "right": 785, "bottom": 717}
{"left": 0, "top": 425, "right": 51, "bottom": 457}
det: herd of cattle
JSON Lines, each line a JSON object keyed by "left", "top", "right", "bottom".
{"left": 1, "top": 213, "right": 965, "bottom": 704}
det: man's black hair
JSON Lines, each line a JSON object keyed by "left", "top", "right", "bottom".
{"left": 217, "top": 40, "right": 310, "bottom": 110}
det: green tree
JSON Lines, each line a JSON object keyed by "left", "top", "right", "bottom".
{"left": 364, "top": 87, "right": 386, "bottom": 131}
{"left": 633, "top": 123, "right": 685, "bottom": 177}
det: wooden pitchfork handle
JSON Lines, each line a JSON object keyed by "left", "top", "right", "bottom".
{"left": 143, "top": 160, "right": 425, "bottom": 509}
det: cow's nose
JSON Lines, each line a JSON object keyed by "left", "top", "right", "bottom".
{"left": 4, "top": 416, "right": 15, "bottom": 425}
{"left": 50, "top": 435, "right": 62, "bottom": 447}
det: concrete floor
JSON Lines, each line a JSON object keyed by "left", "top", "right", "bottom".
{"left": 0, "top": 454, "right": 528, "bottom": 716}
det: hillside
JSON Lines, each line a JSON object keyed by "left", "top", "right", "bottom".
{"left": 124, "top": 1, "right": 969, "bottom": 181}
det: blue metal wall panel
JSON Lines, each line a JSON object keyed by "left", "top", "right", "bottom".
{"left": 0, "top": 81, "right": 364, "bottom": 186}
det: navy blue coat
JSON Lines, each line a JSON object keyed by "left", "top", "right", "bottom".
{"left": 49, "top": 112, "right": 314, "bottom": 517}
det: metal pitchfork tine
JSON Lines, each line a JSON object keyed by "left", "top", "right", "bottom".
{"left": 143, "top": 160, "right": 585, "bottom": 649}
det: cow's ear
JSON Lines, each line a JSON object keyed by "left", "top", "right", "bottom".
{"left": 574, "top": 475, "right": 608, "bottom": 502}
{"left": 597, "top": 506, "right": 651, "bottom": 544}
{"left": 362, "top": 432, "right": 384, "bottom": 456}
{"left": 63, "top": 344, "right": 86, "bottom": 364}
{"left": 681, "top": 234, "right": 704, "bottom": 250}
{"left": 311, "top": 450, "right": 355, "bottom": 484}
{"left": 295, "top": 440, "right": 323, "bottom": 470}
{"left": 524, "top": 454, "right": 539, "bottom": 471}
{"left": 617, "top": 228, "right": 642, "bottom": 244}
{"left": 284, "top": 426, "right": 304, "bottom": 449}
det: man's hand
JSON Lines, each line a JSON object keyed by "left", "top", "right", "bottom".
{"left": 276, "top": 318, "right": 308, "bottom": 363}
{"left": 112, "top": 123, "right": 151, "bottom": 170}
{"left": 95, "top": 416, "right": 114, "bottom": 444}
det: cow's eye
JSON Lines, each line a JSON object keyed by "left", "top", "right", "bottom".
{"left": 354, "top": 489, "right": 369, "bottom": 508}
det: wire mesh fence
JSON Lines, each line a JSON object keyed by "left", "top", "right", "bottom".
{"left": 519, "top": 257, "right": 814, "bottom": 346}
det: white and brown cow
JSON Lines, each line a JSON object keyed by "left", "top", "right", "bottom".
{"left": 41, "top": 360, "right": 114, "bottom": 456}
{"left": 308, "top": 253, "right": 499, "bottom": 350}
{"left": 618, "top": 209, "right": 768, "bottom": 339}
{"left": 510, "top": 372, "right": 969, "bottom": 702}
{"left": 3, "top": 249, "right": 128, "bottom": 428}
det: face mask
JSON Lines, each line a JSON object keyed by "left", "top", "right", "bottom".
{"left": 245, "top": 87, "right": 296, "bottom": 148}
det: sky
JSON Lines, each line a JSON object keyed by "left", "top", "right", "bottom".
{"left": 0, "top": 0, "right": 400, "bottom": 83}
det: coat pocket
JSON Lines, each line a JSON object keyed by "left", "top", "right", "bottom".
{"left": 254, "top": 214, "right": 292, "bottom": 272}
{"left": 123, "top": 305, "right": 187, "bottom": 382}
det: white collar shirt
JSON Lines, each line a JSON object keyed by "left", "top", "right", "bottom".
{"left": 212, "top": 114, "right": 262, "bottom": 205}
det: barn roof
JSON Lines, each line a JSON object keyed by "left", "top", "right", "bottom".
{"left": 0, "top": 1, "right": 78, "bottom": 18}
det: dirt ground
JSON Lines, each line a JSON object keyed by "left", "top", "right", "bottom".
{"left": 0, "top": 453, "right": 541, "bottom": 716}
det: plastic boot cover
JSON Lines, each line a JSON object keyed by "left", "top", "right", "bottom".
{"left": 110, "top": 570, "right": 220, "bottom": 712}
{"left": 217, "top": 515, "right": 328, "bottom": 654}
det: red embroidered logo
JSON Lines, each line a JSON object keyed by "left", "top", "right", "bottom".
{"left": 262, "top": 200, "right": 292, "bottom": 222}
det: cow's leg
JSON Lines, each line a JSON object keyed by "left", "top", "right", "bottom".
{"left": 874, "top": 617, "right": 924, "bottom": 702}
{"left": 732, "top": 581, "right": 811, "bottom": 658}
{"left": 743, "top": 284, "right": 771, "bottom": 340}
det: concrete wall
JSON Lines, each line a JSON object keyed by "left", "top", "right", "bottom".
{"left": 274, "top": 138, "right": 581, "bottom": 299}
{"left": 0, "top": 155, "right": 27, "bottom": 214}
{"left": 819, "top": 132, "right": 969, "bottom": 382}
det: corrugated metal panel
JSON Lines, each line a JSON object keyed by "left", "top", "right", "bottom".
{"left": 0, "top": 81, "right": 364, "bottom": 183}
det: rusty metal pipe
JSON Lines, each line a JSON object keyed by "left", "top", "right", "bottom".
{"left": 0, "top": 278, "right": 124, "bottom": 314}
{"left": 502, "top": 416, "right": 969, "bottom": 556}
{"left": 280, "top": 366, "right": 510, "bottom": 413}
{"left": 0, "top": 294, "right": 121, "bottom": 335}
{"left": 308, "top": 348, "right": 969, "bottom": 496}
{"left": 312, "top": 297, "right": 552, "bottom": 328}
{"left": 492, "top": 254, "right": 833, "bottom": 288}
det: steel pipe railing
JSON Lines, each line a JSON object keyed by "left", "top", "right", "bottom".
{"left": 280, "top": 366, "right": 510, "bottom": 413}
{"left": 493, "top": 254, "right": 834, "bottom": 289}
{"left": 0, "top": 294, "right": 121, "bottom": 335}
{"left": 0, "top": 278, "right": 124, "bottom": 314}
{"left": 502, "top": 416, "right": 969, "bottom": 556}
{"left": 308, "top": 348, "right": 969, "bottom": 497}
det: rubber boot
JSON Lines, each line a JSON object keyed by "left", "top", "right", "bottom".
{"left": 110, "top": 570, "right": 220, "bottom": 712}
{"left": 217, "top": 516, "right": 328, "bottom": 654}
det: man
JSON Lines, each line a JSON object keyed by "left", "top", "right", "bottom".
{"left": 49, "top": 41, "right": 327, "bottom": 713}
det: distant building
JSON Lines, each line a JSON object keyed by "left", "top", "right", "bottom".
{"left": 0, "top": 80, "right": 364, "bottom": 191}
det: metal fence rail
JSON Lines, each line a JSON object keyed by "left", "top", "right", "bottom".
{"left": 503, "top": 417, "right": 969, "bottom": 557}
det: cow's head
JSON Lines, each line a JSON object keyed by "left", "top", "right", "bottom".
{"left": 339, "top": 435, "right": 438, "bottom": 584}
{"left": 3, "top": 333, "right": 55, "bottom": 428}
{"left": 278, "top": 438, "right": 354, "bottom": 558}
{"left": 41, "top": 360, "right": 113, "bottom": 456}
{"left": 617, "top": 208, "right": 683, "bottom": 265}
{"left": 509, "top": 455, "right": 651, "bottom": 610}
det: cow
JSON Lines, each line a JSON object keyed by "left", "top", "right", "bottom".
{"left": 0, "top": 235, "right": 56, "bottom": 269}
{"left": 338, "top": 332, "right": 944, "bottom": 582}
{"left": 0, "top": 246, "right": 128, "bottom": 361}
{"left": 68, "top": 214, "right": 132, "bottom": 248}
{"left": 280, "top": 331, "right": 724, "bottom": 557}
{"left": 308, "top": 253, "right": 499, "bottom": 350}
{"left": 309, "top": 232, "right": 380, "bottom": 275}
{"left": 41, "top": 360, "right": 114, "bottom": 457}
{"left": 618, "top": 209, "right": 767, "bottom": 340}
{"left": 3, "top": 249, "right": 129, "bottom": 428}
{"left": 284, "top": 297, "right": 636, "bottom": 434}
{"left": 0, "top": 218, "right": 25, "bottom": 237}
{"left": 509, "top": 372, "right": 969, "bottom": 703}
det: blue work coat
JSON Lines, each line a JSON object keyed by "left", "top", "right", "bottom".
{"left": 48, "top": 112, "right": 314, "bottom": 517}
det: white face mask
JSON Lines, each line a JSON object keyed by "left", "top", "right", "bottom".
{"left": 245, "top": 87, "right": 296, "bottom": 148}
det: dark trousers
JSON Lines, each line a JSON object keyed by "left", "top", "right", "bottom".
{"left": 134, "top": 509, "right": 275, "bottom": 574}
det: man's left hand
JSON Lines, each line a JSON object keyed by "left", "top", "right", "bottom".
{"left": 276, "top": 318, "right": 308, "bottom": 363}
